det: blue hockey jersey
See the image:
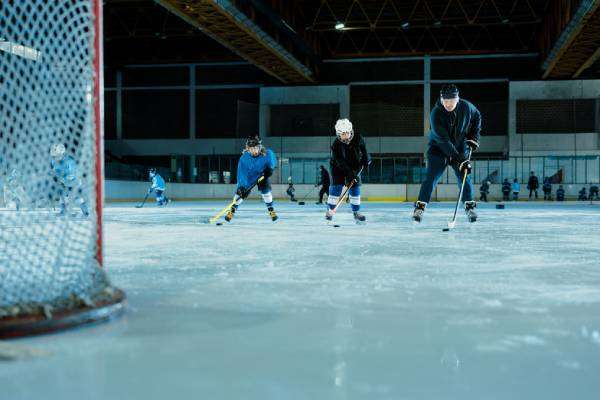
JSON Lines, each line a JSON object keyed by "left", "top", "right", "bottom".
{"left": 51, "top": 155, "right": 78, "bottom": 186}
{"left": 151, "top": 174, "right": 166, "bottom": 191}
{"left": 236, "top": 149, "right": 277, "bottom": 189}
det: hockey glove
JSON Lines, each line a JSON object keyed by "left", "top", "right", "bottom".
{"left": 453, "top": 156, "right": 472, "bottom": 175}
{"left": 236, "top": 186, "right": 251, "bottom": 199}
{"left": 263, "top": 167, "right": 274, "bottom": 179}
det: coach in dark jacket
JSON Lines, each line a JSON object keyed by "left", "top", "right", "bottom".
{"left": 316, "top": 165, "right": 330, "bottom": 204}
{"left": 413, "top": 84, "right": 482, "bottom": 222}
{"left": 527, "top": 171, "right": 539, "bottom": 200}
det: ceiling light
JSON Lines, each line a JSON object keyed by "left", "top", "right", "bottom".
{"left": 335, "top": 22, "right": 345, "bottom": 30}
{"left": 401, "top": 21, "right": 410, "bottom": 29}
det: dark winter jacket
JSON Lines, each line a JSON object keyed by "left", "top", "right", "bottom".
{"left": 330, "top": 133, "right": 370, "bottom": 178}
{"left": 318, "top": 168, "right": 330, "bottom": 187}
{"left": 502, "top": 181, "right": 511, "bottom": 194}
{"left": 429, "top": 99, "right": 482, "bottom": 160}
{"left": 480, "top": 182, "right": 490, "bottom": 194}
{"left": 543, "top": 179, "right": 552, "bottom": 192}
{"left": 527, "top": 175, "right": 539, "bottom": 190}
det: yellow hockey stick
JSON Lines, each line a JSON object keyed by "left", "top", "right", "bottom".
{"left": 205, "top": 176, "right": 264, "bottom": 224}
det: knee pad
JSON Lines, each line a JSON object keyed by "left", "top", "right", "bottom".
{"left": 327, "top": 195, "right": 339, "bottom": 206}
{"left": 327, "top": 185, "right": 343, "bottom": 208}
{"left": 261, "top": 192, "right": 273, "bottom": 204}
{"left": 349, "top": 195, "right": 360, "bottom": 211}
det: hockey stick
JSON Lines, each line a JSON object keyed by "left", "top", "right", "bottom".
{"left": 136, "top": 192, "right": 149, "bottom": 208}
{"left": 204, "top": 176, "right": 264, "bottom": 224}
{"left": 328, "top": 166, "right": 365, "bottom": 217}
{"left": 443, "top": 149, "right": 473, "bottom": 232}
{"left": 298, "top": 185, "right": 318, "bottom": 205}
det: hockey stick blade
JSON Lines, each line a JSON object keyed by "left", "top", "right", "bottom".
{"left": 443, "top": 220, "right": 456, "bottom": 231}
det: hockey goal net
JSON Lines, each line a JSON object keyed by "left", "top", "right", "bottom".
{"left": 0, "top": 0, "right": 124, "bottom": 338}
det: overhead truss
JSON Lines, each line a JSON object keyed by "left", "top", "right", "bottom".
{"left": 541, "top": 0, "right": 600, "bottom": 78}
{"left": 300, "top": 0, "right": 550, "bottom": 56}
{"left": 156, "top": 0, "right": 315, "bottom": 83}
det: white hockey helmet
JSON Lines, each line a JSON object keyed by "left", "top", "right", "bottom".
{"left": 50, "top": 143, "right": 66, "bottom": 159}
{"left": 335, "top": 118, "right": 354, "bottom": 143}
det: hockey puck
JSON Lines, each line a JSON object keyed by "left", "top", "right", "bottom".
{"left": 333, "top": 224, "right": 340, "bottom": 227}
{"left": 216, "top": 222, "right": 223, "bottom": 226}
{"left": 442, "top": 228, "right": 450, "bottom": 232}
{"left": 298, "top": 201, "right": 305, "bottom": 205}
{"left": 496, "top": 204, "right": 505, "bottom": 209}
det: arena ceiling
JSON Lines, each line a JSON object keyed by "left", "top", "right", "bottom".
{"left": 104, "top": 0, "right": 600, "bottom": 82}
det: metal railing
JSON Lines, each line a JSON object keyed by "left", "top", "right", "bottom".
{"left": 105, "top": 155, "right": 600, "bottom": 185}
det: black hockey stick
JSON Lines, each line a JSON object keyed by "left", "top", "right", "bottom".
{"left": 298, "top": 185, "right": 318, "bottom": 205}
{"left": 136, "top": 192, "right": 149, "bottom": 208}
{"left": 443, "top": 148, "right": 473, "bottom": 232}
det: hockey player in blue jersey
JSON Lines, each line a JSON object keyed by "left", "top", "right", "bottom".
{"left": 50, "top": 143, "right": 89, "bottom": 216}
{"left": 225, "top": 135, "right": 278, "bottom": 222}
{"left": 148, "top": 168, "right": 169, "bottom": 206}
{"left": 3, "top": 169, "right": 28, "bottom": 210}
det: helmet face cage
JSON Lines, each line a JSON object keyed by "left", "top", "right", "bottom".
{"left": 245, "top": 135, "right": 263, "bottom": 154}
{"left": 50, "top": 143, "right": 66, "bottom": 159}
{"left": 335, "top": 119, "right": 354, "bottom": 143}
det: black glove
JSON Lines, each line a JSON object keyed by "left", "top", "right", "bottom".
{"left": 345, "top": 170, "right": 358, "bottom": 185}
{"left": 453, "top": 155, "right": 472, "bottom": 175}
{"left": 236, "top": 186, "right": 251, "bottom": 199}
{"left": 466, "top": 139, "right": 479, "bottom": 151}
{"left": 262, "top": 167, "right": 273, "bottom": 179}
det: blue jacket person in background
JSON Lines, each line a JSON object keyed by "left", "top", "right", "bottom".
{"left": 542, "top": 177, "right": 553, "bottom": 200}
{"left": 413, "top": 84, "right": 481, "bottom": 223}
{"left": 50, "top": 143, "right": 89, "bottom": 216}
{"left": 226, "top": 136, "right": 278, "bottom": 222}
{"left": 556, "top": 185, "right": 565, "bottom": 201}
{"left": 148, "top": 168, "right": 169, "bottom": 206}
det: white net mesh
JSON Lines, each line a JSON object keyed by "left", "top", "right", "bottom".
{"left": 0, "top": 0, "right": 117, "bottom": 322}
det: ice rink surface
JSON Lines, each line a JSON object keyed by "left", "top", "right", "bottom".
{"left": 2, "top": 200, "right": 600, "bottom": 400}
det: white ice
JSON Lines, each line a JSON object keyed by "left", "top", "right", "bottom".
{"left": 2, "top": 200, "right": 600, "bottom": 400}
